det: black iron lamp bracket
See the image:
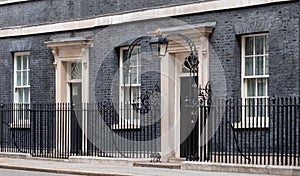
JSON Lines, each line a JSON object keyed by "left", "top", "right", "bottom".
{"left": 123, "top": 36, "right": 151, "bottom": 77}
{"left": 165, "top": 33, "right": 199, "bottom": 73}
{"left": 123, "top": 36, "right": 152, "bottom": 112}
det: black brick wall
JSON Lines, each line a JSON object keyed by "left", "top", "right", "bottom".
{"left": 0, "top": 1, "right": 298, "bottom": 102}
{"left": 0, "top": 0, "right": 299, "bottom": 157}
{"left": 0, "top": 0, "right": 211, "bottom": 28}
{"left": 182, "top": 1, "right": 300, "bottom": 98}
{"left": 0, "top": 35, "right": 56, "bottom": 104}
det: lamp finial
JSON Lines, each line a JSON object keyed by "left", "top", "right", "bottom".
{"left": 156, "top": 28, "right": 162, "bottom": 36}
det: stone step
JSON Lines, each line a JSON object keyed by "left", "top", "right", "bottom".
{"left": 168, "top": 158, "right": 186, "bottom": 163}
{"left": 133, "top": 162, "right": 181, "bottom": 169}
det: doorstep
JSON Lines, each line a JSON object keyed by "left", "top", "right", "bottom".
{"left": 133, "top": 162, "right": 181, "bottom": 169}
{"left": 69, "top": 156, "right": 149, "bottom": 166}
{"left": 132, "top": 157, "right": 184, "bottom": 170}
{"left": 0, "top": 152, "right": 30, "bottom": 159}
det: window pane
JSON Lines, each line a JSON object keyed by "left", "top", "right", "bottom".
{"left": 123, "top": 50, "right": 128, "bottom": 63}
{"left": 23, "top": 55, "right": 28, "bottom": 69}
{"left": 131, "top": 51, "right": 138, "bottom": 66}
{"left": 17, "top": 72, "right": 21, "bottom": 86}
{"left": 255, "top": 56, "right": 264, "bottom": 75}
{"left": 22, "top": 71, "right": 27, "bottom": 86}
{"left": 245, "top": 37, "right": 253, "bottom": 56}
{"left": 137, "top": 50, "right": 140, "bottom": 67}
{"left": 122, "top": 48, "right": 140, "bottom": 85}
{"left": 245, "top": 57, "right": 253, "bottom": 76}
{"left": 17, "top": 56, "right": 22, "bottom": 70}
{"left": 18, "top": 89, "right": 23, "bottom": 103}
{"left": 265, "top": 35, "right": 269, "bottom": 54}
{"left": 255, "top": 36, "right": 264, "bottom": 55}
{"left": 123, "top": 70, "right": 129, "bottom": 84}
{"left": 24, "top": 88, "right": 29, "bottom": 103}
{"left": 257, "top": 79, "right": 267, "bottom": 96}
{"left": 71, "top": 63, "right": 82, "bottom": 80}
{"left": 27, "top": 72, "right": 30, "bottom": 86}
{"left": 265, "top": 56, "right": 269, "bottom": 75}
{"left": 122, "top": 63, "right": 129, "bottom": 85}
{"left": 247, "top": 79, "right": 256, "bottom": 97}
{"left": 131, "top": 67, "right": 137, "bottom": 84}
{"left": 137, "top": 66, "right": 141, "bottom": 84}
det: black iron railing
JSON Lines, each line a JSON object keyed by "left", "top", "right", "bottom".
{"left": 202, "top": 97, "right": 300, "bottom": 166}
{"left": 0, "top": 103, "right": 160, "bottom": 159}
{"left": 0, "top": 98, "right": 299, "bottom": 166}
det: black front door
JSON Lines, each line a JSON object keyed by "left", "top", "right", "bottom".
{"left": 180, "top": 76, "right": 199, "bottom": 159}
{"left": 70, "top": 83, "right": 82, "bottom": 155}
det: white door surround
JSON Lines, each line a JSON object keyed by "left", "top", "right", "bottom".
{"left": 46, "top": 37, "right": 92, "bottom": 104}
{"left": 159, "top": 24, "right": 214, "bottom": 161}
{"left": 46, "top": 37, "right": 93, "bottom": 155}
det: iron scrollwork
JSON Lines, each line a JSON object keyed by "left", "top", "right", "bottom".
{"left": 199, "top": 82, "right": 211, "bottom": 106}
{"left": 123, "top": 36, "right": 161, "bottom": 113}
{"left": 165, "top": 33, "right": 211, "bottom": 161}
{"left": 131, "top": 82, "right": 160, "bottom": 113}
{"left": 166, "top": 33, "right": 211, "bottom": 107}
{"left": 122, "top": 36, "right": 151, "bottom": 79}
{"left": 166, "top": 33, "right": 199, "bottom": 74}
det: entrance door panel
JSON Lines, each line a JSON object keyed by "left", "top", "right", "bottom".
{"left": 180, "top": 76, "right": 199, "bottom": 159}
{"left": 70, "top": 83, "right": 82, "bottom": 155}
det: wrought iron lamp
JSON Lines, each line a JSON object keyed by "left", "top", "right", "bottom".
{"left": 149, "top": 28, "right": 211, "bottom": 162}
{"left": 149, "top": 29, "right": 169, "bottom": 57}
{"left": 124, "top": 29, "right": 211, "bottom": 111}
{"left": 149, "top": 29, "right": 210, "bottom": 103}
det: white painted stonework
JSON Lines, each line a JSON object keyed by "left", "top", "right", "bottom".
{"left": 46, "top": 38, "right": 92, "bottom": 103}
{"left": 0, "top": 0, "right": 29, "bottom": 5}
{"left": 46, "top": 38, "right": 93, "bottom": 155}
{"left": 0, "top": 0, "right": 293, "bottom": 38}
{"left": 160, "top": 25, "right": 213, "bottom": 160}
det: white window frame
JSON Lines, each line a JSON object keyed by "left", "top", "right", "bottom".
{"left": 237, "top": 33, "right": 269, "bottom": 129}
{"left": 12, "top": 51, "right": 31, "bottom": 128}
{"left": 113, "top": 47, "right": 141, "bottom": 129}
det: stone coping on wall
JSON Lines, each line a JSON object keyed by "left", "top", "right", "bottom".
{"left": 0, "top": 0, "right": 293, "bottom": 38}
{"left": 0, "top": 0, "right": 29, "bottom": 5}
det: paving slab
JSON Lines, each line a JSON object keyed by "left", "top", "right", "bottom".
{"left": 0, "top": 157, "right": 266, "bottom": 176}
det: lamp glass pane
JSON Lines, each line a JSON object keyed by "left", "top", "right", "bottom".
{"left": 160, "top": 43, "right": 168, "bottom": 56}
{"left": 151, "top": 43, "right": 159, "bottom": 56}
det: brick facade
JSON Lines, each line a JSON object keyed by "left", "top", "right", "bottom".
{"left": 0, "top": 0, "right": 299, "bottom": 159}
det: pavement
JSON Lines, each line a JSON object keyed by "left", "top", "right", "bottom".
{"left": 0, "top": 168, "right": 78, "bottom": 176}
{"left": 0, "top": 157, "right": 268, "bottom": 176}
